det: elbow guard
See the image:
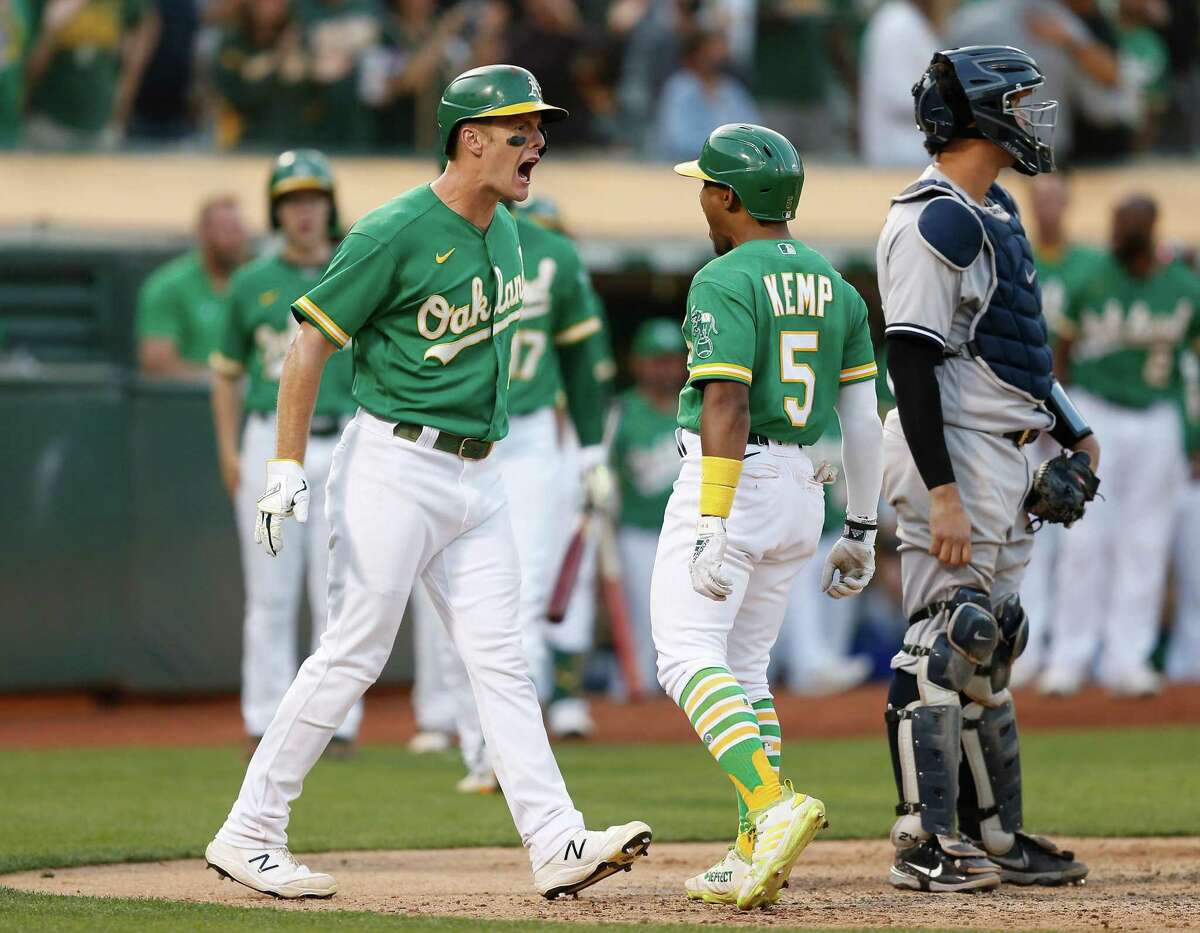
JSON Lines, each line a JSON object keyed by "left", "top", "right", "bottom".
{"left": 1046, "top": 380, "right": 1093, "bottom": 447}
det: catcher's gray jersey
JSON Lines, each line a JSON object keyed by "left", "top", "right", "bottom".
{"left": 876, "top": 166, "right": 1053, "bottom": 435}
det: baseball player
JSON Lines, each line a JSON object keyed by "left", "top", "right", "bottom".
{"left": 612, "top": 318, "right": 690, "bottom": 696}
{"left": 431, "top": 193, "right": 615, "bottom": 790}
{"left": 654, "top": 124, "right": 885, "bottom": 910}
{"left": 1045, "top": 195, "right": 1200, "bottom": 696}
{"left": 204, "top": 65, "right": 651, "bottom": 901}
{"left": 1011, "top": 172, "right": 1101, "bottom": 688}
{"left": 210, "top": 150, "right": 362, "bottom": 757}
{"left": 878, "top": 46, "right": 1098, "bottom": 892}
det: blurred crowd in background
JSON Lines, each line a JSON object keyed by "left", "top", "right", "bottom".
{"left": 1, "top": 0, "right": 1198, "bottom": 162}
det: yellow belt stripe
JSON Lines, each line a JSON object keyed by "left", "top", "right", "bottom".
{"left": 694, "top": 697, "right": 754, "bottom": 737}
{"left": 553, "top": 316, "right": 602, "bottom": 346}
{"left": 295, "top": 295, "right": 349, "bottom": 347}
{"left": 682, "top": 674, "right": 739, "bottom": 719}
{"left": 709, "top": 724, "right": 761, "bottom": 760}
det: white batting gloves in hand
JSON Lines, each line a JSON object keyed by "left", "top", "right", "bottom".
{"left": 579, "top": 445, "right": 616, "bottom": 515}
{"left": 690, "top": 515, "right": 733, "bottom": 601}
{"left": 254, "top": 459, "right": 309, "bottom": 557}
{"left": 821, "top": 517, "right": 877, "bottom": 599}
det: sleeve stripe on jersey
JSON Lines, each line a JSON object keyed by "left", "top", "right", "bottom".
{"left": 839, "top": 362, "right": 879, "bottom": 383}
{"left": 554, "top": 316, "right": 602, "bottom": 346}
{"left": 689, "top": 361, "right": 753, "bottom": 385}
{"left": 209, "top": 351, "right": 244, "bottom": 377}
{"left": 884, "top": 322, "right": 946, "bottom": 347}
{"left": 294, "top": 295, "right": 350, "bottom": 348}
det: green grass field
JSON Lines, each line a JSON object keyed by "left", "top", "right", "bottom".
{"left": 1, "top": 727, "right": 1196, "bottom": 931}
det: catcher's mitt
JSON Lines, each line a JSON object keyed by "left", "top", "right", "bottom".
{"left": 1025, "top": 451, "right": 1100, "bottom": 530}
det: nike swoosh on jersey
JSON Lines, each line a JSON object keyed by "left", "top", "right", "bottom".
{"left": 436, "top": 249, "right": 455, "bottom": 264}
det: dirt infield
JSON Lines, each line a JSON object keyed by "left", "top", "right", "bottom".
{"left": 2, "top": 683, "right": 1199, "bottom": 749}
{"left": 4, "top": 838, "right": 1198, "bottom": 930}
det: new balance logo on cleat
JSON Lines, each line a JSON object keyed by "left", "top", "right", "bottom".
{"left": 248, "top": 853, "right": 278, "bottom": 873}
{"left": 565, "top": 839, "right": 586, "bottom": 861}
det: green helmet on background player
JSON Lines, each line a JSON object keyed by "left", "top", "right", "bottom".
{"left": 674, "top": 124, "right": 804, "bottom": 222}
{"left": 437, "top": 64, "right": 568, "bottom": 157}
{"left": 269, "top": 149, "right": 340, "bottom": 239}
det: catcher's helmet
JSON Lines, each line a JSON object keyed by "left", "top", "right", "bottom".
{"left": 673, "top": 124, "right": 804, "bottom": 222}
{"left": 914, "top": 46, "right": 1057, "bottom": 176}
{"left": 437, "top": 64, "right": 568, "bottom": 157}
{"left": 268, "top": 149, "right": 340, "bottom": 238}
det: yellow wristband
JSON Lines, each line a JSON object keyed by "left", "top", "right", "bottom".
{"left": 699, "top": 455, "right": 743, "bottom": 518}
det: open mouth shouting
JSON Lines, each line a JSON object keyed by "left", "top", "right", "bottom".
{"left": 516, "top": 156, "right": 538, "bottom": 187}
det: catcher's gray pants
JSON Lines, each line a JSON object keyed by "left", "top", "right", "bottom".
{"left": 882, "top": 410, "right": 1035, "bottom": 853}
{"left": 882, "top": 410, "right": 1035, "bottom": 624}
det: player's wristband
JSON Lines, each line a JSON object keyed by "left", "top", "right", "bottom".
{"left": 699, "top": 455, "right": 743, "bottom": 518}
{"left": 843, "top": 515, "right": 878, "bottom": 547}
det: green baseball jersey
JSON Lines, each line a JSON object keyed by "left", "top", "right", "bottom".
{"left": 1036, "top": 243, "right": 1103, "bottom": 338}
{"left": 509, "top": 213, "right": 607, "bottom": 443}
{"left": 676, "top": 239, "right": 878, "bottom": 444}
{"left": 135, "top": 251, "right": 228, "bottom": 365}
{"left": 213, "top": 254, "right": 355, "bottom": 417}
{"left": 613, "top": 388, "right": 681, "bottom": 530}
{"left": 1058, "top": 252, "right": 1200, "bottom": 409}
{"left": 28, "top": 0, "right": 147, "bottom": 133}
{"left": 292, "top": 184, "right": 524, "bottom": 442}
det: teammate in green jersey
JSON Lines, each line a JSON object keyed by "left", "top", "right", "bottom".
{"left": 650, "top": 124, "right": 883, "bottom": 909}
{"left": 205, "top": 65, "right": 650, "bottom": 903}
{"left": 613, "top": 318, "right": 689, "bottom": 696}
{"left": 135, "top": 196, "right": 247, "bottom": 378}
{"left": 208, "top": 149, "right": 362, "bottom": 757}
{"left": 1045, "top": 194, "right": 1200, "bottom": 697}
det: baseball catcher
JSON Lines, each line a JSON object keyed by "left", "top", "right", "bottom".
{"left": 876, "top": 46, "right": 1100, "bottom": 892}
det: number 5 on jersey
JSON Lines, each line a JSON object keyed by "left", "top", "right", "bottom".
{"left": 781, "top": 331, "right": 818, "bottom": 426}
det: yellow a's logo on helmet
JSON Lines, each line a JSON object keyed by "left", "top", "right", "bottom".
{"left": 528, "top": 74, "right": 544, "bottom": 100}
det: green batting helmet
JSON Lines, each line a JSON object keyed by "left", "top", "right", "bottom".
{"left": 674, "top": 124, "right": 804, "bottom": 222}
{"left": 269, "top": 149, "right": 339, "bottom": 238}
{"left": 437, "top": 64, "right": 568, "bottom": 157}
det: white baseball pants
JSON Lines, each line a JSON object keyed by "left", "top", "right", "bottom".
{"left": 219, "top": 409, "right": 585, "bottom": 869}
{"left": 235, "top": 413, "right": 362, "bottom": 740}
{"left": 617, "top": 525, "right": 662, "bottom": 696}
{"left": 1046, "top": 392, "right": 1185, "bottom": 683}
{"left": 651, "top": 431, "right": 825, "bottom": 704}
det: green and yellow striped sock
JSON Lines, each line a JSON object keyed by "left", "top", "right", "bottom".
{"left": 732, "top": 699, "right": 782, "bottom": 858}
{"left": 679, "top": 667, "right": 781, "bottom": 830}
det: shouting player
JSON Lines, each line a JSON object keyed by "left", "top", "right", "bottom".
{"left": 653, "top": 124, "right": 885, "bottom": 909}
{"left": 210, "top": 150, "right": 363, "bottom": 757}
{"left": 878, "top": 47, "right": 1096, "bottom": 892}
{"left": 203, "top": 65, "right": 651, "bottom": 900}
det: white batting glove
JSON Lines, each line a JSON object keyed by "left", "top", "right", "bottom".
{"left": 579, "top": 444, "right": 616, "bottom": 515}
{"left": 821, "top": 517, "right": 877, "bottom": 599}
{"left": 690, "top": 515, "right": 733, "bottom": 601}
{"left": 254, "top": 459, "right": 309, "bottom": 557}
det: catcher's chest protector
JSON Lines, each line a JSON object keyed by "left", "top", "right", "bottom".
{"left": 902, "top": 180, "right": 1054, "bottom": 401}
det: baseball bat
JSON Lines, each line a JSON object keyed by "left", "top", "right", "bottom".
{"left": 596, "top": 518, "right": 644, "bottom": 701}
{"left": 546, "top": 512, "right": 590, "bottom": 623}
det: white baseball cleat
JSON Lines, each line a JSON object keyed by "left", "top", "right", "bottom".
{"left": 455, "top": 768, "right": 499, "bottom": 794}
{"left": 1038, "top": 666, "right": 1085, "bottom": 697}
{"left": 534, "top": 821, "right": 653, "bottom": 899}
{"left": 548, "top": 698, "right": 596, "bottom": 740}
{"left": 205, "top": 839, "right": 337, "bottom": 899}
{"left": 684, "top": 847, "right": 754, "bottom": 905}
{"left": 737, "top": 787, "right": 826, "bottom": 910}
{"left": 408, "top": 730, "right": 454, "bottom": 754}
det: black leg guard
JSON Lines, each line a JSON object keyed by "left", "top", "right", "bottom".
{"left": 886, "top": 670, "right": 962, "bottom": 842}
{"left": 961, "top": 698, "right": 1023, "bottom": 854}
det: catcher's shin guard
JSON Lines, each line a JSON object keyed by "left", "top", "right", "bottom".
{"left": 960, "top": 697, "right": 1022, "bottom": 855}
{"left": 887, "top": 671, "right": 962, "bottom": 843}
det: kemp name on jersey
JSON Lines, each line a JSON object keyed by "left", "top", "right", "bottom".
{"left": 677, "top": 239, "right": 877, "bottom": 447}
